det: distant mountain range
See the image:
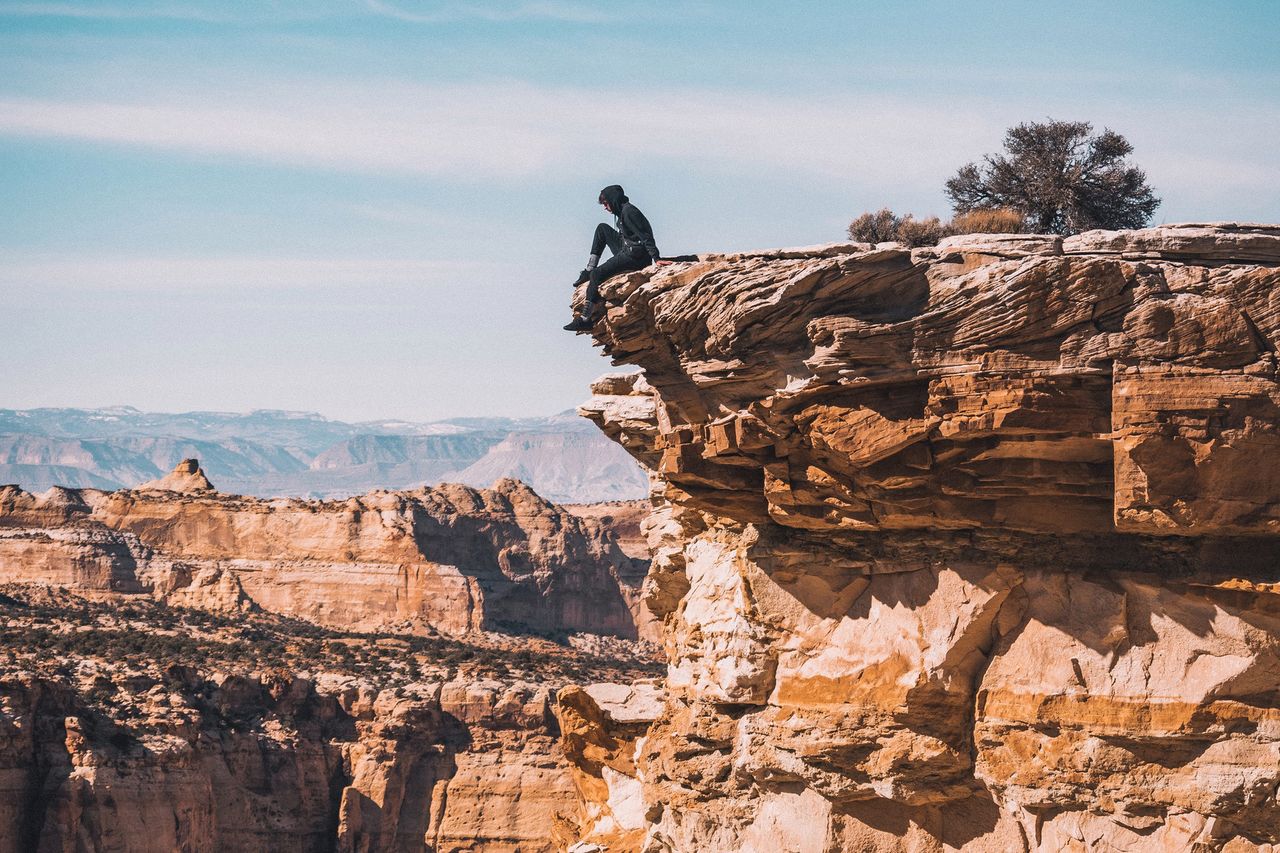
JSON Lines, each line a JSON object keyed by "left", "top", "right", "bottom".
{"left": 0, "top": 407, "right": 649, "bottom": 503}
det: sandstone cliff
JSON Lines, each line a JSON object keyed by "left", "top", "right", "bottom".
{"left": 576, "top": 224, "right": 1280, "bottom": 852}
{"left": 0, "top": 467, "right": 646, "bottom": 638}
{"left": 0, "top": 665, "right": 580, "bottom": 853}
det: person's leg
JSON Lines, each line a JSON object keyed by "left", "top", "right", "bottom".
{"left": 584, "top": 251, "right": 648, "bottom": 305}
{"left": 568, "top": 251, "right": 648, "bottom": 330}
{"left": 591, "top": 222, "right": 624, "bottom": 257}
{"left": 567, "top": 251, "right": 648, "bottom": 331}
{"left": 574, "top": 223, "right": 625, "bottom": 286}
{"left": 586, "top": 223, "right": 626, "bottom": 273}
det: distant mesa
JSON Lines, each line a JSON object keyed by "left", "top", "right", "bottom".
{"left": 137, "top": 458, "right": 216, "bottom": 493}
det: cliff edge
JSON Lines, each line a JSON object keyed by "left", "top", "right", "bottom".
{"left": 577, "top": 223, "right": 1280, "bottom": 852}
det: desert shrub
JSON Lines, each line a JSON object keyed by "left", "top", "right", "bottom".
{"left": 848, "top": 209, "right": 954, "bottom": 248}
{"left": 847, "top": 208, "right": 902, "bottom": 244}
{"left": 893, "top": 215, "right": 950, "bottom": 247}
{"left": 949, "top": 207, "right": 1027, "bottom": 234}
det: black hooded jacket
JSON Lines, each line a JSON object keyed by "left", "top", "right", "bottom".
{"left": 599, "top": 185, "right": 660, "bottom": 263}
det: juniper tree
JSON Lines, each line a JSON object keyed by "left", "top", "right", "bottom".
{"left": 945, "top": 120, "right": 1160, "bottom": 235}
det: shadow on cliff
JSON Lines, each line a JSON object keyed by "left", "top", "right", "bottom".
{"left": 815, "top": 259, "right": 931, "bottom": 324}
{"left": 831, "top": 787, "right": 1005, "bottom": 848}
{"left": 409, "top": 505, "right": 640, "bottom": 640}
{"left": 6, "top": 662, "right": 490, "bottom": 851}
{"left": 751, "top": 522, "right": 1280, "bottom": 816}
{"left": 335, "top": 711, "right": 472, "bottom": 851}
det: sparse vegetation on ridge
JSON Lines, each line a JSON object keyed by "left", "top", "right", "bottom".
{"left": 0, "top": 583, "right": 664, "bottom": 712}
{"left": 946, "top": 119, "right": 1160, "bottom": 234}
{"left": 847, "top": 206, "right": 1027, "bottom": 247}
{"left": 851, "top": 118, "right": 1160, "bottom": 245}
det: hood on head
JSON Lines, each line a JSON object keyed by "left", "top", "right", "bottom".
{"left": 599, "top": 185, "right": 628, "bottom": 212}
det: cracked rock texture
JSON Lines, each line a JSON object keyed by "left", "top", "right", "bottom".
{"left": 0, "top": 469, "right": 646, "bottom": 638}
{"left": 578, "top": 224, "right": 1280, "bottom": 852}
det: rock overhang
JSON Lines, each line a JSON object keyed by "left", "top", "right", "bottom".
{"left": 582, "top": 223, "right": 1280, "bottom": 541}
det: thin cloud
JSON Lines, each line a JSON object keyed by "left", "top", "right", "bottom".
{"left": 0, "top": 81, "right": 997, "bottom": 183}
{"left": 0, "top": 0, "right": 619, "bottom": 25}
{"left": 0, "top": 253, "right": 512, "bottom": 291}
{"left": 0, "top": 78, "right": 1274, "bottom": 209}
{"left": 349, "top": 202, "right": 457, "bottom": 227}
{"left": 365, "top": 0, "right": 608, "bottom": 24}
{"left": 0, "top": 2, "right": 230, "bottom": 21}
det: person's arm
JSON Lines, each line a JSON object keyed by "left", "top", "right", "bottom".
{"left": 623, "top": 205, "right": 661, "bottom": 264}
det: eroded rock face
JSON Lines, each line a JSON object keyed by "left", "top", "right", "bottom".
{"left": 578, "top": 224, "right": 1280, "bottom": 852}
{"left": 555, "top": 681, "right": 665, "bottom": 853}
{"left": 565, "top": 496, "right": 663, "bottom": 643}
{"left": 0, "top": 672, "right": 578, "bottom": 853}
{"left": 0, "top": 473, "right": 644, "bottom": 638}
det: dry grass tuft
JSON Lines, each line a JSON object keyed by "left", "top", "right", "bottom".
{"left": 949, "top": 207, "right": 1027, "bottom": 234}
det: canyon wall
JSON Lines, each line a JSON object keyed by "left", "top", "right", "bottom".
{"left": 0, "top": 668, "right": 585, "bottom": 853}
{"left": 577, "top": 224, "right": 1280, "bottom": 852}
{"left": 0, "top": 472, "right": 645, "bottom": 638}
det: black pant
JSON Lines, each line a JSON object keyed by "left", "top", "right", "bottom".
{"left": 586, "top": 222, "right": 649, "bottom": 305}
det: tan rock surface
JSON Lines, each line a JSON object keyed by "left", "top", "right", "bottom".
{"left": 564, "top": 497, "right": 662, "bottom": 643}
{"left": 563, "top": 498, "right": 652, "bottom": 561}
{"left": 556, "top": 681, "right": 665, "bottom": 853}
{"left": 576, "top": 224, "right": 1280, "bottom": 852}
{"left": 0, "top": 671, "right": 579, "bottom": 853}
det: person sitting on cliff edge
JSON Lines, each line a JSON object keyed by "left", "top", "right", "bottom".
{"left": 564, "top": 184, "right": 670, "bottom": 332}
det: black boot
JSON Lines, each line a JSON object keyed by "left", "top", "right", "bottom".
{"left": 563, "top": 302, "right": 595, "bottom": 332}
{"left": 572, "top": 269, "right": 591, "bottom": 287}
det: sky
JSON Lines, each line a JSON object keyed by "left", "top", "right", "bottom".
{"left": 2, "top": 0, "right": 1278, "bottom": 422}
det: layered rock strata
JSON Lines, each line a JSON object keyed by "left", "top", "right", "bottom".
{"left": 578, "top": 224, "right": 1280, "bottom": 851}
{"left": 565, "top": 500, "right": 663, "bottom": 643}
{"left": 0, "top": 468, "right": 645, "bottom": 638}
